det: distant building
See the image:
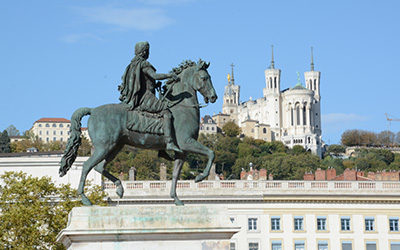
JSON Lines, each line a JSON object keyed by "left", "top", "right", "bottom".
{"left": 213, "top": 47, "right": 322, "bottom": 157}
{"left": 30, "top": 118, "right": 71, "bottom": 143}
{"left": 9, "top": 136, "right": 27, "bottom": 143}
{"left": 199, "top": 115, "right": 217, "bottom": 135}
{"left": 81, "top": 127, "right": 90, "bottom": 141}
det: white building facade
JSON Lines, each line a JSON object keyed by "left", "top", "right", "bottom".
{"left": 30, "top": 118, "right": 71, "bottom": 143}
{"left": 221, "top": 47, "right": 322, "bottom": 156}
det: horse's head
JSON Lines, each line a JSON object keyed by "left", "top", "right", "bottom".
{"left": 191, "top": 59, "right": 217, "bottom": 104}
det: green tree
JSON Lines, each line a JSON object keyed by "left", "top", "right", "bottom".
{"left": 341, "top": 129, "right": 361, "bottom": 146}
{"left": 0, "top": 171, "right": 106, "bottom": 249}
{"left": 133, "top": 150, "right": 161, "bottom": 180}
{"left": 326, "top": 144, "right": 346, "bottom": 156}
{"left": 78, "top": 137, "right": 92, "bottom": 156}
{"left": 291, "top": 145, "right": 306, "bottom": 155}
{"left": 0, "top": 130, "right": 11, "bottom": 153}
{"left": 5, "top": 125, "right": 20, "bottom": 136}
{"left": 377, "top": 130, "right": 395, "bottom": 146}
{"left": 222, "top": 121, "right": 241, "bottom": 137}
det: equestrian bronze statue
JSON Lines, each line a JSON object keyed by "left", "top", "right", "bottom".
{"left": 59, "top": 41, "right": 218, "bottom": 206}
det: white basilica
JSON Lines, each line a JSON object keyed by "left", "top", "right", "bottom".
{"left": 214, "top": 47, "right": 322, "bottom": 157}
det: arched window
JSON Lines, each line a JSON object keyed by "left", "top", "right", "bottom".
{"left": 274, "top": 77, "right": 277, "bottom": 88}
{"left": 309, "top": 79, "right": 312, "bottom": 89}
{"left": 291, "top": 108, "right": 294, "bottom": 126}
{"left": 314, "top": 79, "right": 317, "bottom": 90}
{"left": 296, "top": 105, "right": 300, "bottom": 125}
{"left": 303, "top": 106, "right": 306, "bottom": 125}
{"left": 45, "top": 124, "right": 50, "bottom": 127}
{"left": 52, "top": 124, "right": 56, "bottom": 127}
{"left": 263, "top": 128, "right": 267, "bottom": 134}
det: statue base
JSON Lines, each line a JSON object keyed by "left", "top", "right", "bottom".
{"left": 56, "top": 205, "right": 240, "bottom": 250}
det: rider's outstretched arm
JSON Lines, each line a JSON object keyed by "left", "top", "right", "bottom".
{"left": 143, "top": 67, "right": 175, "bottom": 81}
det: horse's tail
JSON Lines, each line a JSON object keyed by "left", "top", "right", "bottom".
{"left": 59, "top": 107, "right": 92, "bottom": 177}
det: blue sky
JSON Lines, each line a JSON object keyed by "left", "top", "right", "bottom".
{"left": 1, "top": 0, "right": 399, "bottom": 144}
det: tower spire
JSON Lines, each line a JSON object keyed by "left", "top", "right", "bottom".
{"left": 270, "top": 45, "right": 275, "bottom": 69}
{"left": 230, "top": 63, "right": 235, "bottom": 85}
{"left": 310, "top": 46, "right": 314, "bottom": 71}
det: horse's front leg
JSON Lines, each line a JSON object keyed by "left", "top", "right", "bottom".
{"left": 170, "top": 157, "right": 184, "bottom": 206}
{"left": 179, "top": 138, "right": 215, "bottom": 183}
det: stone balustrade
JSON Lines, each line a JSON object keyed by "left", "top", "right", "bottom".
{"left": 104, "top": 180, "right": 400, "bottom": 201}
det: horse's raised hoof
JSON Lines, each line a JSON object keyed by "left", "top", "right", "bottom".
{"left": 174, "top": 199, "right": 184, "bottom": 206}
{"left": 81, "top": 194, "right": 93, "bottom": 206}
{"left": 116, "top": 184, "right": 124, "bottom": 198}
{"left": 195, "top": 174, "right": 205, "bottom": 183}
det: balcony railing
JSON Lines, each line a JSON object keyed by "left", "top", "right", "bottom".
{"left": 104, "top": 180, "right": 400, "bottom": 195}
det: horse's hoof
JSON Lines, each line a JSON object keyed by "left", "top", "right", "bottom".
{"left": 116, "top": 185, "right": 124, "bottom": 198}
{"left": 174, "top": 199, "right": 184, "bottom": 206}
{"left": 195, "top": 174, "right": 204, "bottom": 183}
{"left": 81, "top": 195, "right": 93, "bottom": 206}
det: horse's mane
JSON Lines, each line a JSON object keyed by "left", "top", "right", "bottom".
{"left": 170, "top": 60, "right": 197, "bottom": 75}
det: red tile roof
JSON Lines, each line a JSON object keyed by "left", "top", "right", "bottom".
{"left": 35, "top": 118, "right": 71, "bottom": 123}
{"left": 81, "top": 127, "right": 88, "bottom": 131}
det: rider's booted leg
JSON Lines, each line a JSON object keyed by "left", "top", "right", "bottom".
{"left": 163, "top": 110, "right": 183, "bottom": 153}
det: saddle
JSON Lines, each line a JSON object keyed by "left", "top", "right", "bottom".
{"left": 127, "top": 110, "right": 164, "bottom": 135}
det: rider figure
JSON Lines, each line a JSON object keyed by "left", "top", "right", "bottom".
{"left": 118, "top": 41, "right": 182, "bottom": 153}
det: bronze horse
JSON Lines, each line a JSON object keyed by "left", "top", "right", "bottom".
{"left": 59, "top": 60, "right": 217, "bottom": 205}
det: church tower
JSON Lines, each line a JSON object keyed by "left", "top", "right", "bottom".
{"left": 222, "top": 63, "right": 240, "bottom": 123}
{"left": 263, "top": 45, "right": 281, "bottom": 96}
{"left": 263, "top": 45, "right": 282, "bottom": 139}
{"left": 304, "top": 47, "right": 322, "bottom": 145}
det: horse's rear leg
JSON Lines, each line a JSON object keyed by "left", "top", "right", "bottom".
{"left": 94, "top": 144, "right": 124, "bottom": 198}
{"left": 77, "top": 145, "right": 112, "bottom": 206}
{"left": 170, "top": 156, "right": 184, "bottom": 206}
{"left": 180, "top": 138, "right": 214, "bottom": 183}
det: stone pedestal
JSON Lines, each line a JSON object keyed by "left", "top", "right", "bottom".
{"left": 56, "top": 205, "right": 240, "bottom": 249}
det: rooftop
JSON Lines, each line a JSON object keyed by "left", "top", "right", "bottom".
{"left": 35, "top": 118, "right": 71, "bottom": 123}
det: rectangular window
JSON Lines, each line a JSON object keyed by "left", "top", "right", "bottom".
{"left": 341, "top": 217, "right": 351, "bottom": 231}
{"left": 366, "top": 241, "right": 377, "bottom": 250}
{"left": 248, "top": 218, "right": 257, "bottom": 231}
{"left": 342, "top": 241, "right": 352, "bottom": 250}
{"left": 294, "top": 240, "right": 305, "bottom": 250}
{"left": 365, "top": 217, "right": 375, "bottom": 231}
{"left": 248, "top": 242, "right": 258, "bottom": 250}
{"left": 46, "top": 137, "right": 49, "bottom": 142}
{"left": 318, "top": 240, "right": 328, "bottom": 250}
{"left": 60, "top": 131, "right": 63, "bottom": 135}
{"left": 317, "top": 216, "right": 327, "bottom": 231}
{"left": 53, "top": 137, "right": 56, "bottom": 141}
{"left": 271, "top": 240, "right": 282, "bottom": 250}
{"left": 391, "top": 242, "right": 400, "bottom": 250}
{"left": 53, "top": 131, "right": 56, "bottom": 135}
{"left": 230, "top": 217, "right": 235, "bottom": 223}
{"left": 39, "top": 131, "right": 42, "bottom": 135}
{"left": 390, "top": 217, "right": 399, "bottom": 232}
{"left": 46, "top": 131, "right": 49, "bottom": 135}
{"left": 294, "top": 216, "right": 304, "bottom": 231}
{"left": 229, "top": 242, "right": 235, "bottom": 250}
{"left": 271, "top": 216, "right": 280, "bottom": 231}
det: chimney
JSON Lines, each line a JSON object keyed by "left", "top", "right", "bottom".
{"left": 326, "top": 167, "right": 337, "bottom": 181}
{"left": 315, "top": 168, "right": 326, "bottom": 181}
